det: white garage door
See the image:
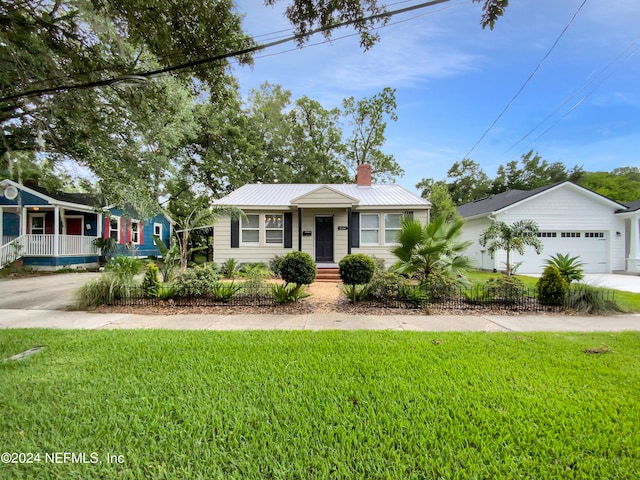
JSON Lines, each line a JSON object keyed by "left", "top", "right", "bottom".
{"left": 516, "top": 231, "right": 608, "bottom": 274}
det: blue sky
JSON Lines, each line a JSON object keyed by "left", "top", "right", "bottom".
{"left": 231, "top": 0, "right": 640, "bottom": 194}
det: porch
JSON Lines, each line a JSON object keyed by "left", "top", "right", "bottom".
{"left": 0, "top": 234, "right": 99, "bottom": 269}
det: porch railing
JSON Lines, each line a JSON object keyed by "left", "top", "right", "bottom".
{"left": 0, "top": 235, "right": 26, "bottom": 268}
{"left": 1, "top": 234, "right": 99, "bottom": 258}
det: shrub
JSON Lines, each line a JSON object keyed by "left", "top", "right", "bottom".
{"left": 339, "top": 254, "right": 376, "bottom": 286}
{"left": 484, "top": 275, "right": 526, "bottom": 304}
{"left": 279, "top": 252, "right": 316, "bottom": 286}
{"left": 544, "top": 253, "right": 585, "bottom": 284}
{"left": 537, "top": 265, "right": 568, "bottom": 306}
{"left": 220, "top": 258, "right": 240, "bottom": 279}
{"left": 340, "top": 284, "right": 371, "bottom": 303}
{"left": 566, "top": 286, "right": 620, "bottom": 315}
{"left": 142, "top": 263, "right": 161, "bottom": 297}
{"left": 211, "top": 282, "right": 241, "bottom": 302}
{"left": 175, "top": 263, "right": 220, "bottom": 297}
{"left": 105, "top": 255, "right": 143, "bottom": 287}
{"left": 239, "top": 262, "right": 272, "bottom": 280}
{"left": 366, "top": 271, "right": 407, "bottom": 302}
{"left": 272, "top": 283, "right": 311, "bottom": 303}
{"left": 269, "top": 255, "right": 284, "bottom": 278}
{"left": 421, "top": 271, "right": 459, "bottom": 301}
{"left": 397, "top": 284, "right": 429, "bottom": 307}
{"left": 74, "top": 278, "right": 114, "bottom": 309}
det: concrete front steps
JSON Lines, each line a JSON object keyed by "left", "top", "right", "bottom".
{"left": 315, "top": 267, "right": 340, "bottom": 282}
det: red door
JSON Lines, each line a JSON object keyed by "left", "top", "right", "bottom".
{"left": 66, "top": 218, "right": 83, "bottom": 235}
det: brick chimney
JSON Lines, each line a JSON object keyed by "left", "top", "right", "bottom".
{"left": 356, "top": 164, "right": 372, "bottom": 186}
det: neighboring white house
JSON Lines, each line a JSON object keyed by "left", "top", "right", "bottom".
{"left": 457, "top": 181, "right": 640, "bottom": 274}
{"left": 211, "top": 164, "right": 431, "bottom": 267}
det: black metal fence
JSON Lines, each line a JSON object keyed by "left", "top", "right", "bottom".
{"left": 103, "top": 282, "right": 617, "bottom": 313}
{"left": 106, "top": 283, "right": 277, "bottom": 307}
{"left": 360, "top": 284, "right": 618, "bottom": 313}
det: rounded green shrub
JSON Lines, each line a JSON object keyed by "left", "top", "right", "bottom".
{"left": 339, "top": 254, "right": 376, "bottom": 286}
{"left": 278, "top": 251, "right": 316, "bottom": 286}
{"left": 537, "top": 265, "right": 568, "bottom": 306}
{"left": 485, "top": 275, "right": 526, "bottom": 304}
{"left": 142, "top": 263, "right": 161, "bottom": 297}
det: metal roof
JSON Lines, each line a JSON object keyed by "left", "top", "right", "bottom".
{"left": 213, "top": 183, "right": 430, "bottom": 208}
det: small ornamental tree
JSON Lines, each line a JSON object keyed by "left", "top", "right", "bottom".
{"left": 142, "top": 263, "right": 161, "bottom": 297}
{"left": 479, "top": 220, "right": 543, "bottom": 275}
{"left": 339, "top": 254, "right": 376, "bottom": 302}
{"left": 537, "top": 265, "right": 568, "bottom": 306}
{"left": 278, "top": 251, "right": 316, "bottom": 287}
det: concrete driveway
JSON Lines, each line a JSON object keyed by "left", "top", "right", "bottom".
{"left": 0, "top": 272, "right": 100, "bottom": 310}
{"left": 581, "top": 274, "right": 640, "bottom": 293}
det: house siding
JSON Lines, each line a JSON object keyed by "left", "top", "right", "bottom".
{"left": 214, "top": 208, "right": 428, "bottom": 267}
{"left": 460, "top": 185, "right": 627, "bottom": 273}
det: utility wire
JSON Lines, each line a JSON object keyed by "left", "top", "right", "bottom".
{"left": 0, "top": 0, "right": 452, "bottom": 104}
{"left": 462, "top": 0, "right": 589, "bottom": 159}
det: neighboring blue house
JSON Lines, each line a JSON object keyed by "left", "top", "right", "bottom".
{"left": 0, "top": 179, "right": 173, "bottom": 270}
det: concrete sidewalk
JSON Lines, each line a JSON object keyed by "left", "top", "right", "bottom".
{"left": 1, "top": 309, "right": 639, "bottom": 332}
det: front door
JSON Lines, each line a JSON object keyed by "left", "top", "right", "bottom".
{"left": 66, "top": 218, "right": 83, "bottom": 235}
{"left": 315, "top": 216, "right": 334, "bottom": 262}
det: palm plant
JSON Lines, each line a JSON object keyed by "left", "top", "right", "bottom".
{"left": 391, "top": 216, "right": 473, "bottom": 282}
{"left": 544, "top": 253, "right": 585, "bottom": 284}
{"left": 174, "top": 204, "right": 243, "bottom": 270}
{"left": 479, "top": 220, "right": 543, "bottom": 275}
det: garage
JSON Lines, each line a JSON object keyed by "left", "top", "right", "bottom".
{"left": 518, "top": 231, "right": 609, "bottom": 274}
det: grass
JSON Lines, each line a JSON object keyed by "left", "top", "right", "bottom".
{"left": 466, "top": 270, "right": 640, "bottom": 312}
{"left": 1, "top": 330, "right": 639, "bottom": 479}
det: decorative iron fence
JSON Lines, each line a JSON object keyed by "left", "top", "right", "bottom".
{"left": 106, "top": 283, "right": 277, "bottom": 307}
{"left": 359, "top": 284, "right": 618, "bottom": 313}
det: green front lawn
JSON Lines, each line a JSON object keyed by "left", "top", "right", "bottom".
{"left": 1, "top": 330, "right": 639, "bottom": 478}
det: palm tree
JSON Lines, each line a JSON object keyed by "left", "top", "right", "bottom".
{"left": 391, "top": 216, "right": 473, "bottom": 281}
{"left": 479, "top": 219, "right": 543, "bottom": 275}
{"left": 174, "top": 204, "right": 243, "bottom": 270}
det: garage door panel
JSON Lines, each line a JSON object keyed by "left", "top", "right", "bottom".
{"left": 517, "top": 233, "right": 608, "bottom": 274}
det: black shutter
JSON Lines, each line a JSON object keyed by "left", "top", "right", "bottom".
{"left": 350, "top": 212, "right": 360, "bottom": 248}
{"left": 284, "top": 212, "right": 293, "bottom": 248}
{"left": 231, "top": 219, "right": 239, "bottom": 248}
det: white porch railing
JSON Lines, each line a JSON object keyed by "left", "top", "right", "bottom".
{"left": 0, "top": 235, "right": 26, "bottom": 268}
{"left": 0, "top": 234, "right": 100, "bottom": 268}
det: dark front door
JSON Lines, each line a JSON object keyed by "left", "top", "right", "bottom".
{"left": 315, "top": 216, "right": 334, "bottom": 262}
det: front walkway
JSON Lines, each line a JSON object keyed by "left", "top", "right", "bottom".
{"left": 1, "top": 309, "right": 639, "bottom": 332}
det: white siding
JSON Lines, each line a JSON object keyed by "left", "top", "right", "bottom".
{"left": 460, "top": 185, "right": 627, "bottom": 273}
{"left": 458, "top": 217, "right": 494, "bottom": 271}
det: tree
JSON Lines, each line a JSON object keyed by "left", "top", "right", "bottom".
{"left": 342, "top": 87, "right": 404, "bottom": 182}
{"left": 490, "top": 150, "right": 582, "bottom": 194}
{"left": 447, "top": 158, "right": 491, "bottom": 205}
{"left": 268, "top": 0, "right": 509, "bottom": 49}
{"left": 577, "top": 167, "right": 640, "bottom": 203}
{"left": 479, "top": 220, "right": 543, "bottom": 275}
{"left": 174, "top": 202, "right": 243, "bottom": 270}
{"left": 288, "top": 97, "right": 350, "bottom": 183}
{"left": 392, "top": 216, "right": 473, "bottom": 281}
{"left": 429, "top": 182, "right": 462, "bottom": 223}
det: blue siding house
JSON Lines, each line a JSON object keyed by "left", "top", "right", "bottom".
{"left": 0, "top": 179, "right": 173, "bottom": 270}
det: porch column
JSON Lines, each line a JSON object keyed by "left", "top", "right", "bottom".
{"left": 97, "top": 212, "right": 103, "bottom": 238}
{"left": 347, "top": 207, "right": 352, "bottom": 255}
{"left": 628, "top": 215, "right": 640, "bottom": 273}
{"left": 21, "top": 207, "right": 27, "bottom": 236}
{"left": 0, "top": 207, "right": 3, "bottom": 243}
{"left": 53, "top": 206, "right": 60, "bottom": 257}
{"left": 297, "top": 207, "right": 302, "bottom": 251}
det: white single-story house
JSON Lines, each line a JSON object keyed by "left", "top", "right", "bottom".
{"left": 211, "top": 164, "right": 431, "bottom": 268}
{"left": 457, "top": 181, "right": 640, "bottom": 274}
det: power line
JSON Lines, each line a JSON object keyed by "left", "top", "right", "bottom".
{"left": 0, "top": 0, "right": 452, "bottom": 104}
{"left": 462, "top": 0, "right": 589, "bottom": 159}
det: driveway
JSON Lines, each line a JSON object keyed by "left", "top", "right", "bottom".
{"left": 0, "top": 272, "right": 100, "bottom": 310}
{"left": 523, "top": 273, "right": 640, "bottom": 293}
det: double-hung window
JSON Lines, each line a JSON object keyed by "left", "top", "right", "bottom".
{"left": 241, "top": 215, "right": 260, "bottom": 244}
{"left": 265, "top": 214, "right": 284, "bottom": 244}
{"left": 384, "top": 214, "right": 403, "bottom": 244}
{"left": 361, "top": 214, "right": 380, "bottom": 245}
{"left": 153, "top": 223, "right": 162, "bottom": 238}
{"left": 131, "top": 221, "right": 141, "bottom": 244}
{"left": 109, "top": 217, "right": 120, "bottom": 242}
